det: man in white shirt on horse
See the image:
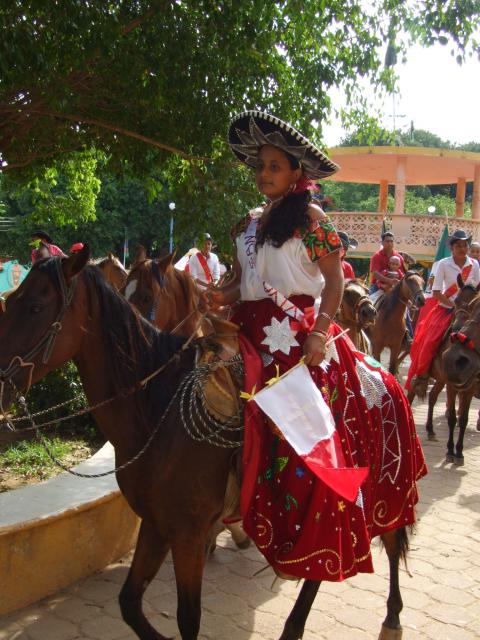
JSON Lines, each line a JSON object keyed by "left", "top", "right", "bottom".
{"left": 188, "top": 233, "right": 221, "bottom": 286}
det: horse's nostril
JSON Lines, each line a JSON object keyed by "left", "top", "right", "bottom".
{"left": 456, "top": 355, "right": 471, "bottom": 372}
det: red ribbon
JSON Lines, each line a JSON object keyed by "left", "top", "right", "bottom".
{"left": 290, "top": 306, "right": 316, "bottom": 332}
{"left": 450, "top": 331, "right": 475, "bottom": 351}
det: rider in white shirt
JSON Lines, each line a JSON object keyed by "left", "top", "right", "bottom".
{"left": 188, "top": 233, "right": 221, "bottom": 285}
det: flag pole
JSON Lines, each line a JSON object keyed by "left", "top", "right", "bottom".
{"left": 123, "top": 227, "right": 128, "bottom": 268}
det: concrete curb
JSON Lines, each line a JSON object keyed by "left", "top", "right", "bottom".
{"left": 0, "top": 442, "right": 139, "bottom": 615}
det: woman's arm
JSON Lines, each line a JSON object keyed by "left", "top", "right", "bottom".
{"left": 303, "top": 249, "right": 344, "bottom": 367}
{"left": 205, "top": 255, "right": 242, "bottom": 308}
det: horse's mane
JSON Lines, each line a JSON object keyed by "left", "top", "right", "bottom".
{"left": 344, "top": 278, "right": 368, "bottom": 293}
{"left": 92, "top": 256, "right": 125, "bottom": 269}
{"left": 38, "top": 259, "right": 189, "bottom": 434}
{"left": 381, "top": 270, "right": 422, "bottom": 321}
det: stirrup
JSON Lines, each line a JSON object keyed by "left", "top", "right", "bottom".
{"left": 411, "top": 375, "right": 429, "bottom": 399}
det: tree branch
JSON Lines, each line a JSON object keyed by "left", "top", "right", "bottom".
{"left": 13, "top": 108, "right": 212, "bottom": 163}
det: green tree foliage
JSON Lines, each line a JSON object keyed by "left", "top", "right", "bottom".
{"left": 1, "top": 1, "right": 478, "bottom": 179}
{"left": 0, "top": 2, "right": 478, "bottom": 256}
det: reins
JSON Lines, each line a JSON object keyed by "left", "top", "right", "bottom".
{"left": 398, "top": 273, "right": 425, "bottom": 311}
{"left": 0, "top": 258, "right": 240, "bottom": 477}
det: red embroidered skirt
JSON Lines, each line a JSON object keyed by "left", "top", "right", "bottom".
{"left": 233, "top": 297, "right": 426, "bottom": 582}
{"left": 406, "top": 302, "right": 453, "bottom": 390}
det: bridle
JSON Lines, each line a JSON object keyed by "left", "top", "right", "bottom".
{"left": 398, "top": 273, "right": 425, "bottom": 311}
{"left": 340, "top": 282, "right": 375, "bottom": 328}
{"left": 0, "top": 258, "right": 75, "bottom": 389}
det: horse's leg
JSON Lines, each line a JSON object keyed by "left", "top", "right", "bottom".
{"left": 445, "top": 384, "right": 457, "bottom": 463}
{"left": 171, "top": 532, "right": 207, "bottom": 640}
{"left": 389, "top": 345, "right": 400, "bottom": 376}
{"left": 278, "top": 580, "right": 320, "bottom": 640}
{"left": 406, "top": 389, "right": 415, "bottom": 405}
{"left": 454, "top": 390, "right": 472, "bottom": 466}
{"left": 378, "top": 528, "right": 408, "bottom": 640}
{"left": 477, "top": 408, "right": 480, "bottom": 432}
{"left": 119, "top": 519, "right": 171, "bottom": 640}
{"left": 425, "top": 380, "right": 443, "bottom": 440}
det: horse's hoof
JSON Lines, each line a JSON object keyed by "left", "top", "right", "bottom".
{"left": 235, "top": 536, "right": 252, "bottom": 550}
{"left": 445, "top": 453, "right": 455, "bottom": 463}
{"left": 454, "top": 456, "right": 465, "bottom": 466}
{"left": 226, "top": 520, "right": 250, "bottom": 548}
{"left": 378, "top": 624, "right": 402, "bottom": 640}
{"left": 427, "top": 432, "right": 437, "bottom": 441}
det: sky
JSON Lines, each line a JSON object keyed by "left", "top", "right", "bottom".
{"left": 323, "top": 42, "right": 480, "bottom": 147}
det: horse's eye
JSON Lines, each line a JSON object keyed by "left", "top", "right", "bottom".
{"left": 143, "top": 295, "right": 152, "bottom": 305}
{"left": 30, "top": 303, "right": 43, "bottom": 314}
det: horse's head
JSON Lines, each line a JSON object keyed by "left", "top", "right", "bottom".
{"left": 96, "top": 253, "right": 128, "bottom": 291}
{"left": 0, "top": 249, "right": 90, "bottom": 410}
{"left": 443, "top": 295, "right": 480, "bottom": 391}
{"left": 400, "top": 271, "right": 426, "bottom": 309}
{"left": 454, "top": 275, "right": 480, "bottom": 310}
{"left": 341, "top": 280, "right": 376, "bottom": 329}
{"left": 125, "top": 253, "right": 200, "bottom": 335}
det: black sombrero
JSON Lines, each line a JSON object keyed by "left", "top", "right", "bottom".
{"left": 338, "top": 231, "right": 358, "bottom": 251}
{"left": 448, "top": 229, "right": 472, "bottom": 246}
{"left": 228, "top": 111, "right": 340, "bottom": 180}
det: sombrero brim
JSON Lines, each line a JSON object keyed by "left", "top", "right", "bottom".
{"left": 228, "top": 111, "right": 340, "bottom": 180}
{"left": 448, "top": 234, "right": 472, "bottom": 245}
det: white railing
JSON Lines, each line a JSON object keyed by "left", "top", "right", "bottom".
{"left": 328, "top": 212, "right": 480, "bottom": 259}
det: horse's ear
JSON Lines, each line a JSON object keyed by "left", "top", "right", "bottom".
{"left": 133, "top": 245, "right": 147, "bottom": 266}
{"left": 457, "top": 273, "right": 465, "bottom": 290}
{"left": 156, "top": 251, "right": 176, "bottom": 272}
{"left": 107, "top": 251, "right": 114, "bottom": 260}
{"left": 62, "top": 244, "right": 90, "bottom": 283}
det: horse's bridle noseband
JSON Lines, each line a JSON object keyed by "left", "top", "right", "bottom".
{"left": 399, "top": 273, "right": 425, "bottom": 310}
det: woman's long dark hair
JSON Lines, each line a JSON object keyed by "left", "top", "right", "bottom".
{"left": 255, "top": 153, "right": 311, "bottom": 248}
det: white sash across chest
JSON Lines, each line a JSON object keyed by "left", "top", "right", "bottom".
{"left": 244, "top": 216, "right": 314, "bottom": 331}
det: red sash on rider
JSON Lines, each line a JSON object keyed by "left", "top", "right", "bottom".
{"left": 443, "top": 264, "right": 473, "bottom": 299}
{"left": 196, "top": 252, "right": 212, "bottom": 283}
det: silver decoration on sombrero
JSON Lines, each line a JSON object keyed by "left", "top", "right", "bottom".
{"left": 230, "top": 114, "right": 339, "bottom": 180}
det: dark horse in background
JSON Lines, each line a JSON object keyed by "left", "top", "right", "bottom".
{"left": 0, "top": 249, "right": 418, "bottom": 640}
{"left": 336, "top": 278, "right": 376, "bottom": 352}
{"left": 368, "top": 271, "right": 425, "bottom": 375}
{"left": 436, "top": 290, "right": 480, "bottom": 465}
{"left": 407, "top": 278, "right": 480, "bottom": 465}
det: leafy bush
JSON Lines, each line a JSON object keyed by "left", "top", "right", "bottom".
{"left": 16, "top": 362, "right": 102, "bottom": 442}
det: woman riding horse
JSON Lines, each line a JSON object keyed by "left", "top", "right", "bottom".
{"left": 207, "top": 111, "right": 426, "bottom": 638}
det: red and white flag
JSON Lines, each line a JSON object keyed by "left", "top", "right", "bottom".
{"left": 251, "top": 364, "right": 368, "bottom": 502}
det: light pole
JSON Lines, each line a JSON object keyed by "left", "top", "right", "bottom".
{"left": 168, "top": 202, "right": 176, "bottom": 253}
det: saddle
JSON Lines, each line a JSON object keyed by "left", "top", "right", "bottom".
{"left": 195, "top": 314, "right": 242, "bottom": 424}
{"left": 370, "top": 289, "right": 385, "bottom": 312}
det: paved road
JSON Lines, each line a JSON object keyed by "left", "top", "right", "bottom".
{"left": 2, "top": 372, "right": 480, "bottom": 640}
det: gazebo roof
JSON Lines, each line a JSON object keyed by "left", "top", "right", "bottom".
{"left": 325, "top": 146, "right": 480, "bottom": 186}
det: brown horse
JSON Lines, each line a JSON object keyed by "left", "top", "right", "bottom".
{"left": 95, "top": 253, "right": 128, "bottom": 291}
{"left": 407, "top": 279, "right": 480, "bottom": 452}
{"left": 336, "top": 279, "right": 376, "bottom": 352}
{"left": 439, "top": 293, "right": 480, "bottom": 465}
{"left": 124, "top": 251, "right": 250, "bottom": 549}
{"left": 0, "top": 250, "right": 417, "bottom": 640}
{"left": 124, "top": 251, "right": 205, "bottom": 336}
{"left": 368, "top": 271, "right": 426, "bottom": 375}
